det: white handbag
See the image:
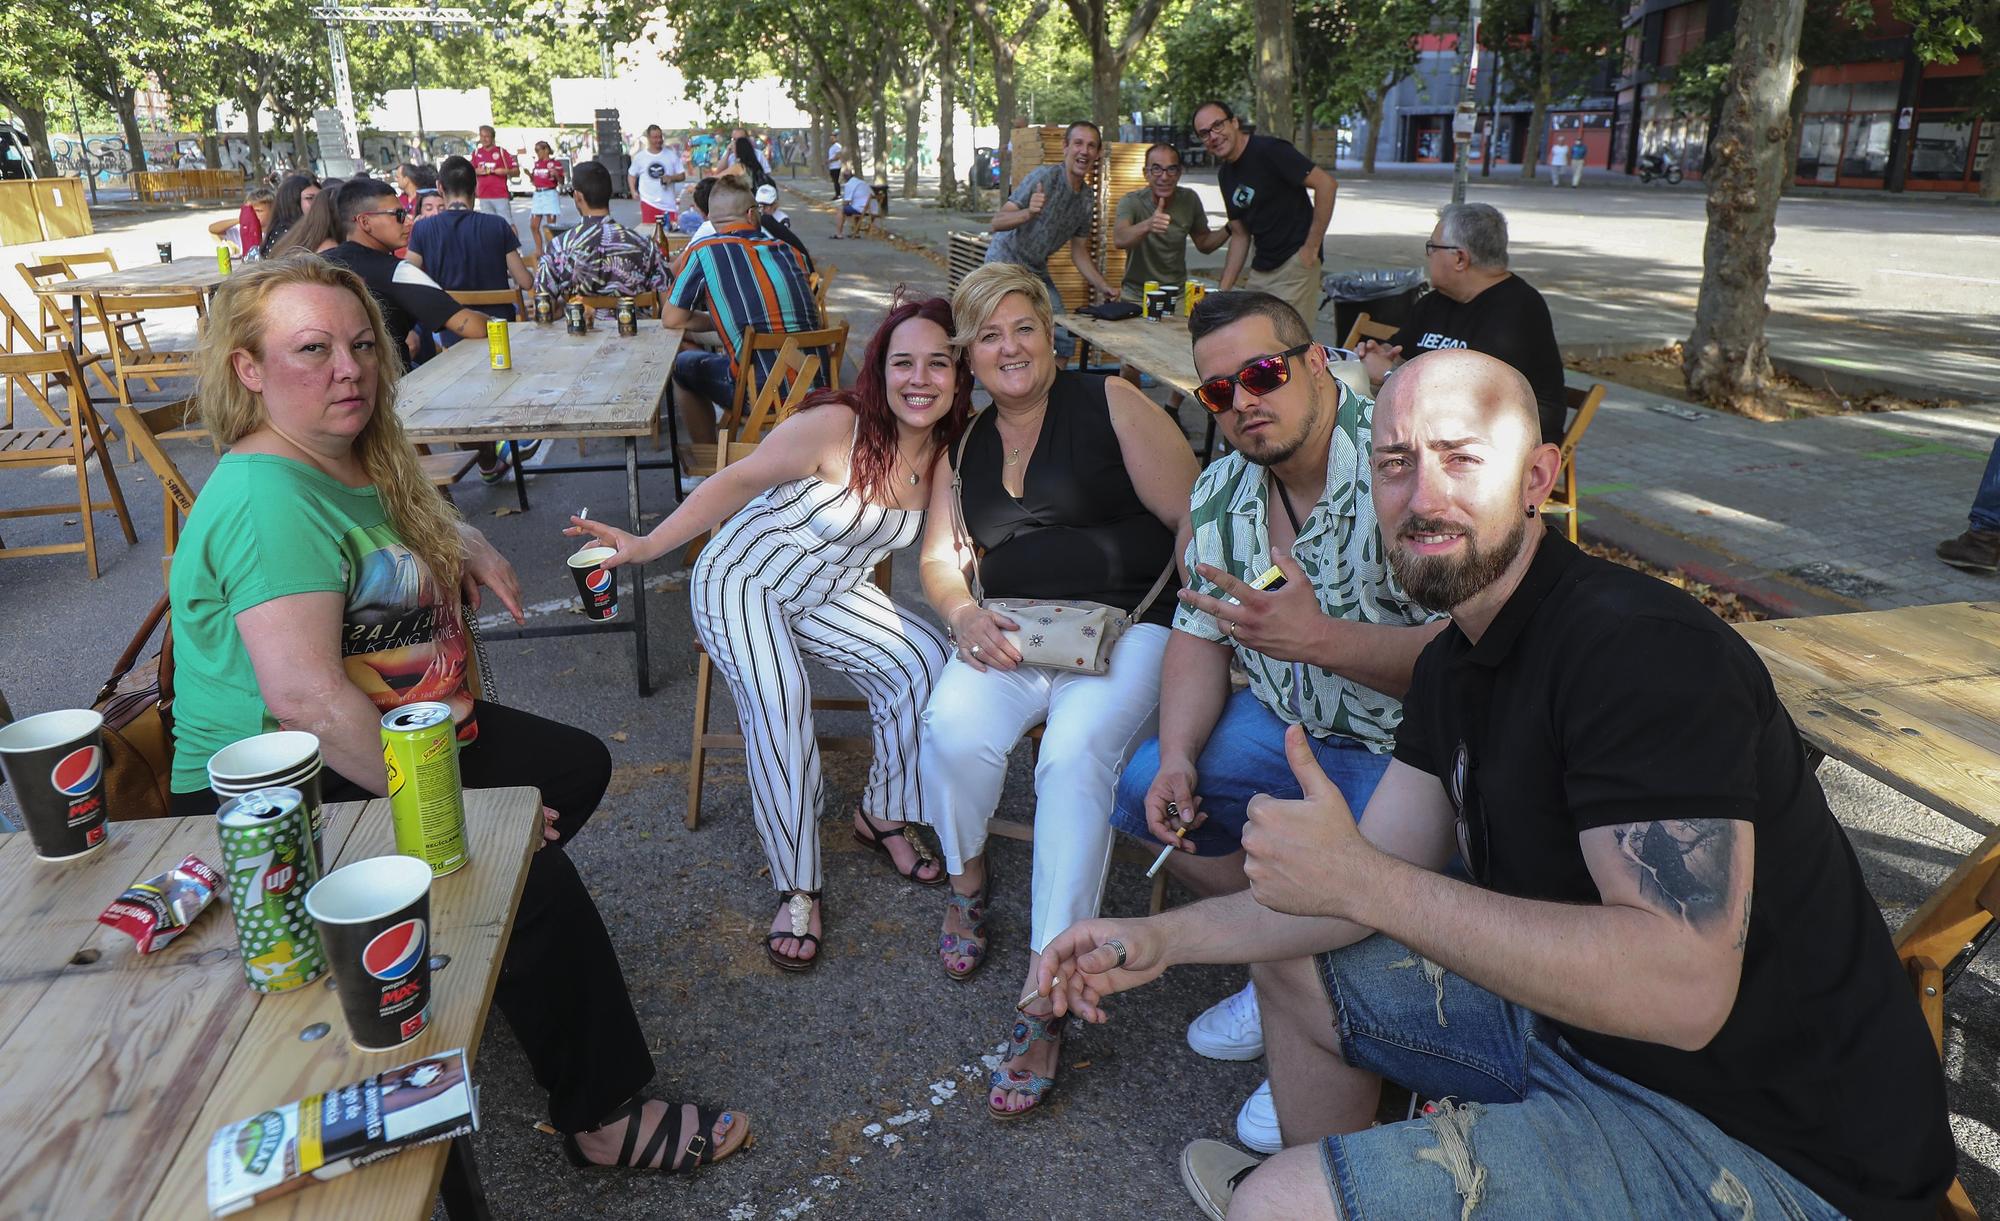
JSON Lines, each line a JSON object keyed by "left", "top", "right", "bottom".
{"left": 949, "top": 426, "right": 1174, "bottom": 676}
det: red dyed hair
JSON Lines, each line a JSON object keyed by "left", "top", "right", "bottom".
{"left": 802, "top": 292, "right": 971, "bottom": 501}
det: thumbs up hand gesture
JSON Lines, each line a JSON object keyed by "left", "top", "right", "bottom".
{"left": 1027, "top": 187, "right": 1047, "bottom": 216}
{"left": 1241, "top": 725, "right": 1369, "bottom": 918}
{"left": 1148, "top": 202, "right": 1173, "bottom": 235}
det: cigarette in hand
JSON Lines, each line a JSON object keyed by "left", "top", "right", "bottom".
{"left": 1017, "top": 980, "right": 1056, "bottom": 1012}
{"left": 1146, "top": 827, "right": 1186, "bottom": 878}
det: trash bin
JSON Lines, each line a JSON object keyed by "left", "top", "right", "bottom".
{"left": 871, "top": 181, "right": 890, "bottom": 218}
{"left": 970, "top": 147, "right": 1001, "bottom": 191}
{"left": 1322, "top": 268, "right": 1429, "bottom": 346}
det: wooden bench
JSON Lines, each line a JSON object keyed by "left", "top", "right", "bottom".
{"left": 948, "top": 232, "right": 992, "bottom": 291}
{"left": 418, "top": 449, "right": 479, "bottom": 503}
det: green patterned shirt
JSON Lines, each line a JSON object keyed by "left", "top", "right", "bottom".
{"left": 1172, "top": 381, "right": 1444, "bottom": 752}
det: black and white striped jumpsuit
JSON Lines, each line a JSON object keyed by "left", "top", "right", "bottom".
{"left": 691, "top": 470, "right": 949, "bottom": 893}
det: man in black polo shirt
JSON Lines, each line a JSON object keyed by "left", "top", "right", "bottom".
{"left": 1195, "top": 100, "right": 1339, "bottom": 330}
{"left": 1036, "top": 348, "right": 1954, "bottom": 1221}
{"left": 1355, "top": 202, "right": 1568, "bottom": 443}
{"left": 321, "top": 177, "right": 490, "bottom": 366}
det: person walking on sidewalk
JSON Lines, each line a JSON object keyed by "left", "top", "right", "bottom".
{"left": 1548, "top": 135, "right": 1570, "bottom": 186}
{"left": 1570, "top": 136, "right": 1588, "bottom": 187}
{"left": 1195, "top": 101, "right": 1339, "bottom": 331}
{"left": 1937, "top": 437, "right": 2000, "bottom": 572}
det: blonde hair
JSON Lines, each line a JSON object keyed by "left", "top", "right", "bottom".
{"left": 197, "top": 251, "right": 463, "bottom": 589}
{"left": 706, "top": 166, "right": 754, "bottom": 221}
{"left": 949, "top": 262, "right": 1054, "bottom": 349}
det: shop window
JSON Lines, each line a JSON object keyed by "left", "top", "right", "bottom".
{"left": 1917, "top": 76, "right": 1977, "bottom": 109}
{"left": 1907, "top": 117, "right": 1974, "bottom": 180}
{"left": 1847, "top": 82, "right": 1900, "bottom": 112}
{"left": 1796, "top": 114, "right": 1844, "bottom": 181}
{"left": 1840, "top": 112, "right": 1892, "bottom": 178}
{"left": 1804, "top": 83, "right": 1849, "bottom": 112}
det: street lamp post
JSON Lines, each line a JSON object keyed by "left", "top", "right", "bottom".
{"left": 408, "top": 46, "right": 427, "bottom": 161}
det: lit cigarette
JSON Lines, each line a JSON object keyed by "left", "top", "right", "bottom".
{"left": 1017, "top": 980, "right": 1056, "bottom": 1011}
{"left": 578, "top": 507, "right": 589, "bottom": 521}
{"left": 1146, "top": 827, "right": 1186, "bottom": 878}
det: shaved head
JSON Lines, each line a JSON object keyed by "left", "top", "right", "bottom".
{"left": 1369, "top": 349, "right": 1561, "bottom": 619}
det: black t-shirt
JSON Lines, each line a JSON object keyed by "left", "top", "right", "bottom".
{"left": 1219, "top": 134, "right": 1316, "bottom": 271}
{"left": 958, "top": 372, "right": 1176, "bottom": 627}
{"left": 321, "top": 242, "right": 464, "bottom": 356}
{"left": 1392, "top": 274, "right": 1560, "bottom": 442}
{"left": 1392, "top": 275, "right": 1568, "bottom": 444}
{"left": 1392, "top": 534, "right": 1954, "bottom": 1221}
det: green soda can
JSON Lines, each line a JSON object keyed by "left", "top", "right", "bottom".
{"left": 381, "top": 703, "right": 469, "bottom": 876}
{"left": 216, "top": 787, "right": 325, "bottom": 994}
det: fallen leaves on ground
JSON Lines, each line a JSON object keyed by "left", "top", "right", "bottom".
{"left": 1582, "top": 541, "right": 1765, "bottom": 623}
{"left": 1565, "top": 343, "right": 1958, "bottom": 422}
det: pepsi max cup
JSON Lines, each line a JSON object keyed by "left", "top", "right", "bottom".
{"left": 568, "top": 546, "right": 619, "bottom": 621}
{"left": 0, "top": 709, "right": 111, "bottom": 861}
{"left": 305, "top": 855, "right": 435, "bottom": 1052}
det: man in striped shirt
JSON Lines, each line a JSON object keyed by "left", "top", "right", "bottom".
{"left": 661, "top": 170, "right": 823, "bottom": 446}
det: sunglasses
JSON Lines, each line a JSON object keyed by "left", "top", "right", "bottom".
{"left": 1194, "top": 343, "right": 1314, "bottom": 414}
{"left": 361, "top": 206, "right": 410, "bottom": 222}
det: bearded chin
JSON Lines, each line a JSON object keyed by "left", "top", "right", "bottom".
{"left": 1389, "top": 515, "right": 1530, "bottom": 612}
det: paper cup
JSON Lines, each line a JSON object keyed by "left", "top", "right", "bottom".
{"left": 210, "top": 732, "right": 326, "bottom": 871}
{"left": 0, "top": 709, "right": 111, "bottom": 861}
{"left": 567, "top": 547, "right": 619, "bottom": 621}
{"left": 155, "top": 242, "right": 173, "bottom": 263}
{"left": 306, "top": 855, "right": 436, "bottom": 1052}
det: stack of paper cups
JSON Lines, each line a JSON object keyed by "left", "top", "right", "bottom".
{"left": 208, "top": 731, "right": 327, "bottom": 872}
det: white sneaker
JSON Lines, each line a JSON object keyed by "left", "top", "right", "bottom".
{"left": 1187, "top": 981, "right": 1263, "bottom": 1060}
{"left": 1235, "top": 1078, "right": 1282, "bottom": 1154}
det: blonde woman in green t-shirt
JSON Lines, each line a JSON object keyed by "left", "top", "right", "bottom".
{"left": 167, "top": 253, "right": 753, "bottom": 1179}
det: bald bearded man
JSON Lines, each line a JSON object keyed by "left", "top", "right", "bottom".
{"left": 1036, "top": 349, "right": 1954, "bottom": 1221}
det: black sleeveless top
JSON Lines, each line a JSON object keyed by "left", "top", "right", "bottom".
{"left": 960, "top": 372, "right": 1176, "bottom": 627}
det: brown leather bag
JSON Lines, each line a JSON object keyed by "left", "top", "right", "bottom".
{"left": 91, "top": 594, "right": 176, "bottom": 821}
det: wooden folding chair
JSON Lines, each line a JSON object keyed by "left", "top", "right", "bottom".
{"left": 112, "top": 402, "right": 199, "bottom": 578}
{"left": 1341, "top": 311, "right": 1400, "bottom": 350}
{"left": 84, "top": 290, "right": 206, "bottom": 457}
{"left": 0, "top": 292, "right": 67, "bottom": 429}
{"left": 0, "top": 349, "right": 137, "bottom": 578}
{"left": 674, "top": 321, "right": 849, "bottom": 494}
{"left": 684, "top": 437, "right": 885, "bottom": 830}
{"left": 735, "top": 342, "right": 823, "bottom": 443}
{"left": 1540, "top": 383, "right": 1605, "bottom": 544}
{"left": 578, "top": 289, "right": 661, "bottom": 317}
{"left": 16, "top": 262, "right": 131, "bottom": 395}
{"left": 983, "top": 726, "right": 1170, "bottom": 915}
{"left": 808, "top": 265, "right": 835, "bottom": 317}
{"left": 447, "top": 287, "right": 528, "bottom": 317}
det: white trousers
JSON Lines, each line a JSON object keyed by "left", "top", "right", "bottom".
{"left": 916, "top": 624, "right": 1169, "bottom": 951}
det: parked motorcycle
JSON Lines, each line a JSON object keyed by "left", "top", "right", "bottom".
{"left": 1637, "top": 152, "right": 1684, "bottom": 185}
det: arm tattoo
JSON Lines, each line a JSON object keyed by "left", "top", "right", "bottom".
{"left": 1608, "top": 820, "right": 1736, "bottom": 931}
{"left": 1733, "top": 889, "right": 1752, "bottom": 952}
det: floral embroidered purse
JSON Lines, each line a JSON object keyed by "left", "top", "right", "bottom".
{"left": 949, "top": 426, "right": 1175, "bottom": 676}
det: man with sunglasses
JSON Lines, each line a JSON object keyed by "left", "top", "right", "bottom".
{"left": 1046, "top": 348, "right": 1953, "bottom": 1221}
{"left": 321, "top": 177, "right": 491, "bottom": 366}
{"left": 1194, "top": 101, "right": 1339, "bottom": 331}
{"left": 1112, "top": 142, "right": 1227, "bottom": 304}
{"left": 1110, "top": 292, "right": 1447, "bottom": 1152}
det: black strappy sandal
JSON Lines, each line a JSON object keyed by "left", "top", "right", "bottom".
{"left": 852, "top": 808, "right": 946, "bottom": 886}
{"left": 765, "top": 890, "right": 822, "bottom": 972}
{"left": 555, "top": 1098, "right": 751, "bottom": 1174}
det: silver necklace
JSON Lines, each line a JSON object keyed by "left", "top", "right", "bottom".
{"left": 894, "top": 445, "right": 922, "bottom": 486}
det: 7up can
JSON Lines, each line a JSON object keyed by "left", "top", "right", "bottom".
{"left": 217, "top": 788, "right": 325, "bottom": 994}
{"left": 381, "top": 703, "right": 469, "bottom": 876}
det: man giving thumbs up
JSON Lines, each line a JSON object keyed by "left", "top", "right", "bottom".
{"left": 1113, "top": 142, "right": 1229, "bottom": 304}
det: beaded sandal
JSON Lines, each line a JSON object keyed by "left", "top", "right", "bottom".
{"left": 765, "top": 890, "right": 822, "bottom": 972}
{"left": 553, "top": 1097, "right": 751, "bottom": 1174}
{"left": 853, "top": 808, "right": 946, "bottom": 886}
{"left": 988, "top": 1008, "right": 1067, "bottom": 1121}
{"left": 938, "top": 873, "right": 990, "bottom": 981}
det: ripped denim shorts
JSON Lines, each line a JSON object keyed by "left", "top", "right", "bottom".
{"left": 1313, "top": 935, "right": 1843, "bottom": 1220}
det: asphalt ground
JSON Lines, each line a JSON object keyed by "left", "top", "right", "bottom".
{"left": 1, "top": 186, "right": 1996, "bottom": 1219}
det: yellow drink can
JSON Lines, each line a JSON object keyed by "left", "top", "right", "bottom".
{"left": 487, "top": 318, "right": 511, "bottom": 370}
{"left": 216, "top": 245, "right": 232, "bottom": 276}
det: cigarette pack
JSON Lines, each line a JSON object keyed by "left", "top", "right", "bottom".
{"left": 205, "top": 1049, "right": 478, "bottom": 1217}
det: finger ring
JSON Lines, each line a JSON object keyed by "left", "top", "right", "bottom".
{"left": 1105, "top": 938, "right": 1129, "bottom": 969}
{"left": 1164, "top": 800, "right": 1180, "bottom": 819}
{"left": 970, "top": 644, "right": 983, "bottom": 655}
{"left": 1224, "top": 621, "right": 1238, "bottom": 638}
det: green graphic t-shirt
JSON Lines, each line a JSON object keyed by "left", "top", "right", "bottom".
{"left": 168, "top": 454, "right": 474, "bottom": 793}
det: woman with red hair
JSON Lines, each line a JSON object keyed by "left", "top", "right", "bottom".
{"left": 569, "top": 294, "right": 970, "bottom": 971}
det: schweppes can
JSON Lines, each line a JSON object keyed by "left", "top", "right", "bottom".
{"left": 381, "top": 703, "right": 468, "bottom": 876}
{"left": 1183, "top": 280, "right": 1204, "bottom": 315}
{"left": 217, "top": 787, "right": 325, "bottom": 993}
{"left": 487, "top": 318, "right": 511, "bottom": 370}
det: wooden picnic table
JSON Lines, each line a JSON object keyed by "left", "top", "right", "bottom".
{"left": 396, "top": 318, "right": 683, "bottom": 696}
{"left": 1740, "top": 601, "right": 1999, "bottom": 1220}
{"left": 32, "top": 257, "right": 234, "bottom": 368}
{"left": 0, "top": 786, "right": 541, "bottom": 1220}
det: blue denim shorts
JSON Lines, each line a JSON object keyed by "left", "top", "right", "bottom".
{"left": 674, "top": 349, "right": 736, "bottom": 407}
{"left": 1111, "top": 687, "right": 1389, "bottom": 856}
{"left": 1314, "top": 934, "right": 1842, "bottom": 1219}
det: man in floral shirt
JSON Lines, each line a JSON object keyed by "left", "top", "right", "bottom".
{"left": 533, "top": 161, "right": 668, "bottom": 308}
{"left": 1109, "top": 291, "right": 1447, "bottom": 1152}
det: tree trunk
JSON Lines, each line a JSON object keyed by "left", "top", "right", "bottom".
{"left": 235, "top": 92, "right": 267, "bottom": 180}
{"left": 1253, "top": 0, "right": 1295, "bottom": 141}
{"left": 1362, "top": 93, "right": 1384, "bottom": 174}
{"left": 900, "top": 73, "right": 923, "bottom": 199}
{"left": 994, "top": 60, "right": 1020, "bottom": 194}
{"left": 1682, "top": 0, "right": 1807, "bottom": 409}
{"left": 871, "top": 88, "right": 890, "bottom": 183}
{"left": 11, "top": 103, "right": 60, "bottom": 176}
{"left": 1520, "top": 0, "right": 1552, "bottom": 179}
{"left": 1483, "top": 51, "right": 1504, "bottom": 178}
{"left": 115, "top": 90, "right": 148, "bottom": 174}
{"left": 935, "top": 19, "right": 959, "bottom": 210}
{"left": 1522, "top": 86, "right": 1551, "bottom": 181}
{"left": 1780, "top": 69, "right": 1810, "bottom": 196}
